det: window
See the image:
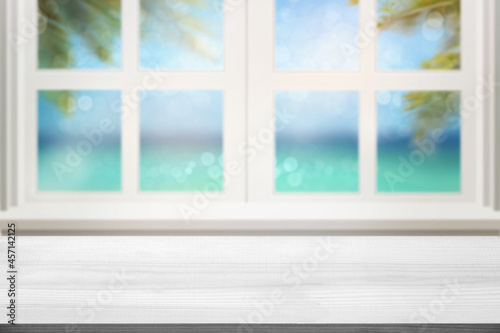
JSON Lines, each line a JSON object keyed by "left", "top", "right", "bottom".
{"left": 21, "top": 0, "right": 246, "bottom": 206}
{"left": 0, "top": 0, "right": 498, "bottom": 231}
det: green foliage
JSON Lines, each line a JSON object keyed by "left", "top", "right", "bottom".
{"left": 38, "top": 0, "right": 121, "bottom": 68}
{"left": 402, "top": 91, "right": 460, "bottom": 140}
{"left": 377, "top": 0, "right": 460, "bottom": 70}
{"left": 38, "top": 0, "right": 217, "bottom": 114}
{"left": 376, "top": 0, "right": 461, "bottom": 140}
{"left": 140, "top": 0, "right": 220, "bottom": 61}
{"left": 38, "top": 0, "right": 218, "bottom": 69}
{"left": 421, "top": 52, "right": 460, "bottom": 70}
{"left": 40, "top": 90, "right": 75, "bottom": 117}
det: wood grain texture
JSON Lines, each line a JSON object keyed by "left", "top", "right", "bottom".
{"left": 0, "top": 236, "right": 499, "bottom": 324}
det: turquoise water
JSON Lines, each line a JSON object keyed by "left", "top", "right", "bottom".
{"left": 274, "top": 90, "right": 359, "bottom": 193}
{"left": 38, "top": 90, "right": 122, "bottom": 192}
{"left": 140, "top": 144, "right": 223, "bottom": 191}
{"left": 276, "top": 143, "right": 358, "bottom": 192}
{"left": 377, "top": 142, "right": 460, "bottom": 192}
{"left": 38, "top": 146, "right": 121, "bottom": 191}
{"left": 140, "top": 90, "right": 224, "bottom": 192}
{"left": 377, "top": 90, "right": 461, "bottom": 192}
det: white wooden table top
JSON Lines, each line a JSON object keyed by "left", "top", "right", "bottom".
{"left": 1, "top": 236, "right": 499, "bottom": 324}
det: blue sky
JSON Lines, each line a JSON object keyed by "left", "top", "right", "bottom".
{"left": 275, "top": 0, "right": 359, "bottom": 70}
{"left": 67, "top": 35, "right": 122, "bottom": 69}
{"left": 377, "top": 28, "right": 448, "bottom": 71}
{"left": 377, "top": 91, "right": 461, "bottom": 142}
{"left": 140, "top": 0, "right": 224, "bottom": 70}
{"left": 39, "top": 14, "right": 122, "bottom": 69}
{"left": 140, "top": 90, "right": 223, "bottom": 143}
{"left": 39, "top": 0, "right": 456, "bottom": 71}
{"left": 275, "top": 0, "right": 457, "bottom": 71}
{"left": 377, "top": 0, "right": 457, "bottom": 70}
{"left": 38, "top": 90, "right": 122, "bottom": 143}
{"left": 40, "top": 0, "right": 223, "bottom": 70}
{"left": 38, "top": 0, "right": 460, "bottom": 146}
{"left": 276, "top": 91, "right": 358, "bottom": 141}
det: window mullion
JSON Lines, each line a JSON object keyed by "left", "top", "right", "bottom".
{"left": 121, "top": 0, "right": 141, "bottom": 197}
{"left": 359, "top": 0, "right": 377, "bottom": 199}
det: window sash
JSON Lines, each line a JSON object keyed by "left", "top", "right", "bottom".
{"left": 248, "top": 0, "right": 479, "bottom": 203}
{"left": 21, "top": 0, "right": 247, "bottom": 203}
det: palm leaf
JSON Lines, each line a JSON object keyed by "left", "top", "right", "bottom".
{"left": 38, "top": 0, "right": 217, "bottom": 115}
{"left": 140, "top": 0, "right": 221, "bottom": 61}
{"left": 402, "top": 91, "right": 460, "bottom": 140}
{"left": 41, "top": 90, "right": 76, "bottom": 117}
{"left": 375, "top": 0, "right": 461, "bottom": 141}
{"left": 38, "top": 0, "right": 121, "bottom": 69}
{"left": 39, "top": 0, "right": 219, "bottom": 68}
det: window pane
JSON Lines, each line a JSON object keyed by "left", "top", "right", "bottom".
{"left": 275, "top": 91, "right": 359, "bottom": 192}
{"left": 377, "top": 91, "right": 460, "bottom": 192}
{"left": 275, "top": 0, "right": 359, "bottom": 71}
{"left": 377, "top": 0, "right": 460, "bottom": 70}
{"left": 140, "top": 0, "right": 224, "bottom": 70}
{"left": 38, "top": 0, "right": 122, "bottom": 69}
{"left": 140, "top": 90, "right": 223, "bottom": 191}
{"left": 38, "top": 90, "right": 122, "bottom": 191}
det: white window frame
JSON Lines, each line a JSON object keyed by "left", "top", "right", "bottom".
{"left": 0, "top": 0, "right": 499, "bottom": 233}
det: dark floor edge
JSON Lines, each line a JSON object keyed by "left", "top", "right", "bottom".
{"left": 0, "top": 324, "right": 499, "bottom": 333}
